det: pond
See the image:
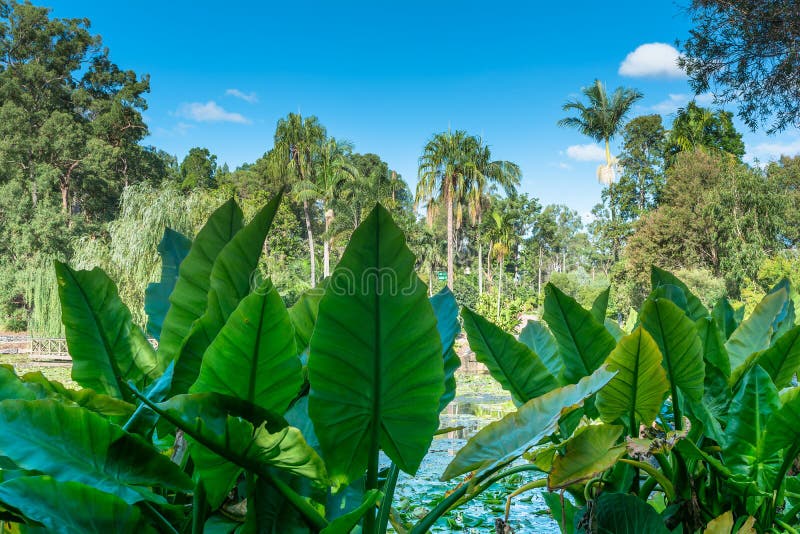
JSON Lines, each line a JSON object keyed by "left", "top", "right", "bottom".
{"left": 388, "top": 374, "right": 561, "bottom": 533}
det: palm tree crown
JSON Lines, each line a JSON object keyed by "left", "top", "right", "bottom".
{"left": 558, "top": 80, "right": 643, "bottom": 184}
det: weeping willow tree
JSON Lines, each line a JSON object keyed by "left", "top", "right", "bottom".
{"left": 67, "top": 183, "right": 230, "bottom": 328}
{"left": 24, "top": 258, "right": 64, "bottom": 337}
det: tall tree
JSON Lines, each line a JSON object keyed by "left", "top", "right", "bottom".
{"left": 666, "top": 102, "right": 745, "bottom": 164}
{"left": 487, "top": 208, "right": 513, "bottom": 321}
{"left": 679, "top": 0, "right": 800, "bottom": 133}
{"left": 273, "top": 113, "right": 326, "bottom": 288}
{"left": 179, "top": 147, "right": 217, "bottom": 190}
{"left": 416, "top": 130, "right": 475, "bottom": 290}
{"left": 465, "top": 143, "right": 521, "bottom": 296}
{"left": 313, "top": 138, "right": 359, "bottom": 277}
{"left": 558, "top": 80, "right": 643, "bottom": 185}
{"left": 617, "top": 114, "right": 666, "bottom": 217}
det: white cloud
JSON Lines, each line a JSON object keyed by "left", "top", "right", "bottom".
{"left": 225, "top": 88, "right": 258, "bottom": 103}
{"left": 750, "top": 138, "right": 800, "bottom": 160}
{"left": 566, "top": 143, "right": 606, "bottom": 162}
{"left": 176, "top": 101, "right": 251, "bottom": 124}
{"left": 619, "top": 43, "right": 685, "bottom": 79}
{"left": 649, "top": 92, "right": 716, "bottom": 115}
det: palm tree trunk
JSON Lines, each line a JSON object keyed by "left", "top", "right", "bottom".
{"left": 323, "top": 206, "right": 333, "bottom": 278}
{"left": 496, "top": 255, "right": 503, "bottom": 322}
{"left": 303, "top": 199, "right": 316, "bottom": 288}
{"left": 538, "top": 246, "right": 543, "bottom": 304}
{"left": 477, "top": 213, "right": 483, "bottom": 296}
{"left": 446, "top": 180, "right": 455, "bottom": 290}
{"left": 605, "top": 138, "right": 612, "bottom": 168}
{"left": 428, "top": 263, "right": 434, "bottom": 297}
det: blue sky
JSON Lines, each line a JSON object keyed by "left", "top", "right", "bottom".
{"left": 46, "top": 1, "right": 800, "bottom": 217}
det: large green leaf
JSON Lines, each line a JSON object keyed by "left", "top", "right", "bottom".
{"left": 157, "top": 199, "right": 243, "bottom": 363}
{"left": 288, "top": 286, "right": 325, "bottom": 353}
{"left": 722, "top": 366, "right": 781, "bottom": 489}
{"left": 0, "top": 399, "right": 191, "bottom": 504}
{"left": 308, "top": 204, "right": 444, "bottom": 486}
{"left": 441, "top": 366, "right": 616, "bottom": 480}
{"left": 0, "top": 476, "right": 155, "bottom": 534}
{"left": 712, "top": 297, "right": 739, "bottom": 340}
{"left": 543, "top": 492, "right": 578, "bottom": 534}
{"left": 320, "top": 489, "right": 382, "bottom": 534}
{"left": 752, "top": 325, "right": 800, "bottom": 389}
{"left": 764, "top": 387, "right": 800, "bottom": 458}
{"left": 697, "top": 317, "right": 731, "bottom": 378}
{"left": 543, "top": 284, "right": 616, "bottom": 384}
{"left": 56, "top": 262, "right": 157, "bottom": 401}
{"left": 145, "top": 228, "right": 192, "bottom": 341}
{"left": 171, "top": 194, "right": 283, "bottom": 395}
{"left": 462, "top": 307, "right": 558, "bottom": 405}
{"left": 519, "top": 320, "right": 563, "bottom": 378}
{"left": 726, "top": 287, "right": 789, "bottom": 372}
{"left": 768, "top": 278, "right": 794, "bottom": 341}
{"left": 431, "top": 287, "right": 460, "bottom": 413}
{"left": 190, "top": 278, "right": 302, "bottom": 415}
{"left": 640, "top": 298, "right": 705, "bottom": 403}
{"left": 591, "top": 286, "right": 610, "bottom": 323}
{"left": 590, "top": 492, "right": 671, "bottom": 534}
{"left": 155, "top": 393, "right": 327, "bottom": 509}
{"left": 651, "top": 266, "right": 708, "bottom": 321}
{"left": 696, "top": 317, "right": 732, "bottom": 420}
{"left": 0, "top": 366, "right": 133, "bottom": 418}
{"left": 596, "top": 327, "right": 668, "bottom": 428}
{"left": 548, "top": 424, "right": 625, "bottom": 490}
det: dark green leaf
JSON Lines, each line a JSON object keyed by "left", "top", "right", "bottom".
{"left": 56, "top": 262, "right": 157, "bottom": 401}
{"left": 651, "top": 266, "right": 707, "bottom": 321}
{"left": 726, "top": 287, "right": 789, "bottom": 373}
{"left": 145, "top": 228, "right": 192, "bottom": 341}
{"left": 308, "top": 204, "right": 444, "bottom": 486}
{"left": 431, "top": 287, "right": 460, "bottom": 413}
{"left": 712, "top": 298, "right": 738, "bottom": 340}
{"left": 172, "top": 194, "right": 283, "bottom": 394}
{"left": 591, "top": 492, "right": 670, "bottom": 534}
{"left": 751, "top": 325, "right": 800, "bottom": 389}
{"left": 157, "top": 199, "right": 243, "bottom": 363}
{"left": 320, "top": 489, "right": 382, "bottom": 534}
{"left": 288, "top": 286, "right": 324, "bottom": 352}
{"left": 543, "top": 284, "right": 616, "bottom": 384}
{"left": 640, "top": 298, "right": 705, "bottom": 402}
{"left": 191, "top": 278, "right": 302, "bottom": 415}
{"left": 591, "top": 287, "right": 610, "bottom": 323}
{"left": 462, "top": 307, "right": 558, "bottom": 406}
{"left": 0, "top": 476, "right": 156, "bottom": 534}
{"left": 518, "top": 320, "right": 563, "bottom": 378}
{"left": 596, "top": 327, "right": 668, "bottom": 427}
{"left": 0, "top": 399, "right": 191, "bottom": 504}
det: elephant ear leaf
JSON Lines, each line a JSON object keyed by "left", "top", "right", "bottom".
{"left": 171, "top": 193, "right": 283, "bottom": 395}
{"left": 543, "top": 284, "right": 616, "bottom": 384}
{"left": 145, "top": 228, "right": 191, "bottom": 341}
{"left": 723, "top": 365, "right": 781, "bottom": 488}
{"left": 431, "top": 287, "right": 460, "bottom": 413}
{"left": 157, "top": 199, "right": 244, "bottom": 363}
{"left": 651, "top": 266, "right": 707, "bottom": 321}
{"left": 712, "top": 297, "right": 739, "bottom": 340}
{"left": 590, "top": 286, "right": 610, "bottom": 323}
{"left": 548, "top": 424, "right": 626, "bottom": 490}
{"left": 0, "top": 476, "right": 156, "bottom": 534}
{"left": 751, "top": 326, "right": 800, "bottom": 389}
{"left": 308, "top": 204, "right": 444, "bottom": 487}
{"left": 0, "top": 399, "right": 191, "bottom": 505}
{"left": 596, "top": 327, "right": 668, "bottom": 429}
{"left": 191, "top": 278, "right": 302, "bottom": 415}
{"left": 56, "top": 262, "right": 157, "bottom": 401}
{"left": 726, "top": 287, "right": 788, "bottom": 373}
{"left": 289, "top": 286, "right": 325, "bottom": 353}
{"left": 519, "top": 320, "right": 563, "bottom": 378}
{"left": 640, "top": 298, "right": 705, "bottom": 404}
{"left": 462, "top": 307, "right": 558, "bottom": 405}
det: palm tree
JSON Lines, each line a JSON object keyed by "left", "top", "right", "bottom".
{"left": 314, "top": 137, "right": 359, "bottom": 277}
{"left": 487, "top": 209, "right": 514, "bottom": 322}
{"left": 465, "top": 142, "right": 521, "bottom": 295}
{"left": 417, "top": 130, "right": 491, "bottom": 290}
{"left": 273, "top": 113, "right": 326, "bottom": 287}
{"left": 558, "top": 80, "right": 643, "bottom": 185}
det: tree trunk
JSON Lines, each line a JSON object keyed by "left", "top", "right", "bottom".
{"left": 323, "top": 206, "right": 333, "bottom": 278}
{"left": 303, "top": 199, "right": 316, "bottom": 288}
{"left": 477, "top": 213, "right": 483, "bottom": 295}
{"left": 538, "top": 246, "right": 543, "bottom": 304}
{"left": 446, "top": 180, "right": 454, "bottom": 290}
{"left": 60, "top": 182, "right": 69, "bottom": 213}
{"left": 496, "top": 255, "right": 503, "bottom": 322}
{"left": 428, "top": 263, "right": 434, "bottom": 297}
{"left": 486, "top": 241, "right": 493, "bottom": 284}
